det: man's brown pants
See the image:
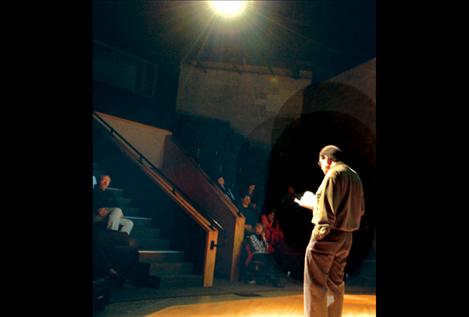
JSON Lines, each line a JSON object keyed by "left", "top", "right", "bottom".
{"left": 304, "top": 229, "right": 353, "bottom": 317}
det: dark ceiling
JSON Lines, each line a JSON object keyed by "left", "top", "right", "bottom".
{"left": 93, "top": 0, "right": 376, "bottom": 80}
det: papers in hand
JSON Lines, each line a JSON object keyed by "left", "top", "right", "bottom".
{"left": 294, "top": 191, "right": 316, "bottom": 210}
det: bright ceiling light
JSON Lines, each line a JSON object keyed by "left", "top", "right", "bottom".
{"left": 208, "top": 1, "right": 248, "bottom": 18}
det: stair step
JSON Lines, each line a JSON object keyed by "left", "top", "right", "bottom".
{"left": 115, "top": 196, "right": 132, "bottom": 206}
{"left": 124, "top": 216, "right": 152, "bottom": 228}
{"left": 138, "top": 238, "right": 170, "bottom": 250}
{"left": 93, "top": 169, "right": 107, "bottom": 178}
{"left": 153, "top": 274, "right": 203, "bottom": 288}
{"left": 122, "top": 207, "right": 140, "bottom": 217}
{"left": 132, "top": 227, "right": 161, "bottom": 240}
{"left": 139, "top": 250, "right": 184, "bottom": 263}
{"left": 93, "top": 162, "right": 106, "bottom": 170}
{"left": 107, "top": 187, "right": 125, "bottom": 195}
{"left": 149, "top": 262, "right": 194, "bottom": 275}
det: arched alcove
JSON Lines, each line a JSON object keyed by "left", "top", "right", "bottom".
{"left": 265, "top": 111, "right": 376, "bottom": 275}
{"left": 266, "top": 79, "right": 376, "bottom": 276}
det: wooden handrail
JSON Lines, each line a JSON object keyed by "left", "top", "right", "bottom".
{"left": 163, "top": 137, "right": 246, "bottom": 280}
{"left": 168, "top": 137, "right": 241, "bottom": 216}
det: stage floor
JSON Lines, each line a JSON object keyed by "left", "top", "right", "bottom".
{"left": 145, "top": 294, "right": 376, "bottom": 317}
{"left": 95, "top": 275, "right": 376, "bottom": 317}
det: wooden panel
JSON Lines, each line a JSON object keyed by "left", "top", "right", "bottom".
{"left": 94, "top": 111, "right": 172, "bottom": 168}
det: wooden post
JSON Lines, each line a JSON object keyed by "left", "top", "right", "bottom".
{"left": 230, "top": 216, "right": 246, "bottom": 281}
{"left": 203, "top": 230, "right": 218, "bottom": 287}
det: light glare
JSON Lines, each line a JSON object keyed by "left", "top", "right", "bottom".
{"left": 208, "top": 1, "right": 248, "bottom": 18}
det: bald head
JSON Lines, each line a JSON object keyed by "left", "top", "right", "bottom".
{"left": 319, "top": 145, "right": 343, "bottom": 162}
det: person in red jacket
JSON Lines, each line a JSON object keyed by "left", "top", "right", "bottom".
{"left": 260, "top": 209, "right": 285, "bottom": 253}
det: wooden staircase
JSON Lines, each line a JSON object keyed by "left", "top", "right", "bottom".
{"left": 93, "top": 162, "right": 203, "bottom": 288}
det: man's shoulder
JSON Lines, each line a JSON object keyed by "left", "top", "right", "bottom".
{"left": 330, "top": 163, "right": 355, "bottom": 176}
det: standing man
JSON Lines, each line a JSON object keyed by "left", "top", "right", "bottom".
{"left": 298, "top": 145, "right": 365, "bottom": 317}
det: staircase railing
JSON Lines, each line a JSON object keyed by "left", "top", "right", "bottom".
{"left": 93, "top": 111, "right": 222, "bottom": 287}
{"left": 165, "top": 136, "right": 246, "bottom": 280}
{"left": 169, "top": 136, "right": 241, "bottom": 214}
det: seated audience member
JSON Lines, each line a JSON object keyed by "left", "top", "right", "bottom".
{"left": 240, "top": 182, "right": 261, "bottom": 211}
{"left": 277, "top": 184, "right": 298, "bottom": 223}
{"left": 241, "top": 223, "right": 278, "bottom": 284}
{"left": 93, "top": 238, "right": 119, "bottom": 281}
{"left": 216, "top": 176, "right": 236, "bottom": 202}
{"left": 261, "top": 209, "right": 285, "bottom": 253}
{"left": 93, "top": 224, "right": 141, "bottom": 287}
{"left": 237, "top": 195, "right": 259, "bottom": 233}
{"left": 260, "top": 207, "right": 302, "bottom": 280}
{"left": 279, "top": 185, "right": 298, "bottom": 210}
{"left": 276, "top": 184, "right": 303, "bottom": 249}
{"left": 93, "top": 174, "right": 134, "bottom": 235}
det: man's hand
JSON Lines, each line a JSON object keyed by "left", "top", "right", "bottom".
{"left": 313, "top": 225, "right": 330, "bottom": 241}
{"left": 98, "top": 208, "right": 109, "bottom": 217}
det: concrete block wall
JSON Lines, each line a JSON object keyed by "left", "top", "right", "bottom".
{"left": 176, "top": 62, "right": 312, "bottom": 146}
{"left": 176, "top": 59, "right": 375, "bottom": 148}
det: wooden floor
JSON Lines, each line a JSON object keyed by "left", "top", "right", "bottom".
{"left": 146, "top": 294, "right": 376, "bottom": 317}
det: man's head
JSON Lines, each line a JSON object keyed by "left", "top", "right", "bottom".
{"left": 99, "top": 175, "right": 111, "bottom": 190}
{"left": 255, "top": 223, "right": 264, "bottom": 235}
{"left": 318, "top": 145, "right": 343, "bottom": 174}
{"left": 267, "top": 209, "right": 276, "bottom": 222}
{"left": 242, "top": 195, "right": 251, "bottom": 207}
{"left": 248, "top": 184, "right": 256, "bottom": 193}
{"left": 217, "top": 176, "right": 225, "bottom": 187}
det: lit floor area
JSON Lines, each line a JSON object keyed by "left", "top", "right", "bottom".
{"left": 95, "top": 247, "right": 375, "bottom": 316}
{"left": 94, "top": 276, "right": 375, "bottom": 317}
{"left": 146, "top": 294, "right": 375, "bottom": 317}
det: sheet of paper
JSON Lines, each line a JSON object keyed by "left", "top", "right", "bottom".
{"left": 294, "top": 191, "right": 316, "bottom": 210}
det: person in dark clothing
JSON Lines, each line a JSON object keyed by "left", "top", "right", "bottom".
{"left": 93, "top": 174, "right": 134, "bottom": 235}
{"left": 277, "top": 184, "right": 303, "bottom": 249}
{"left": 93, "top": 239, "right": 119, "bottom": 280}
{"left": 279, "top": 185, "right": 299, "bottom": 217}
{"left": 237, "top": 195, "right": 259, "bottom": 234}
{"left": 241, "top": 182, "right": 263, "bottom": 212}
{"left": 217, "top": 176, "right": 236, "bottom": 202}
{"left": 93, "top": 224, "right": 142, "bottom": 287}
{"left": 92, "top": 176, "right": 155, "bottom": 289}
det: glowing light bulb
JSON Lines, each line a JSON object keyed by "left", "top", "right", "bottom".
{"left": 208, "top": 1, "right": 248, "bottom": 18}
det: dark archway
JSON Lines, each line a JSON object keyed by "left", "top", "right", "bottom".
{"left": 265, "top": 80, "right": 376, "bottom": 278}
{"left": 264, "top": 111, "right": 376, "bottom": 276}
